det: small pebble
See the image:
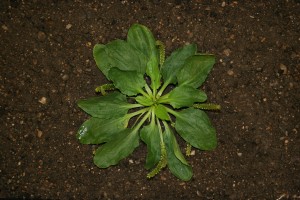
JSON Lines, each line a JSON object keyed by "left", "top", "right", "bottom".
{"left": 227, "top": 69, "right": 234, "bottom": 76}
{"left": 66, "top": 24, "right": 72, "bottom": 29}
{"left": 279, "top": 64, "right": 288, "bottom": 74}
{"left": 86, "top": 42, "right": 92, "bottom": 47}
{"left": 32, "top": 59, "right": 38, "bottom": 65}
{"left": 38, "top": 97, "right": 47, "bottom": 104}
{"left": 284, "top": 140, "right": 288, "bottom": 145}
{"left": 223, "top": 48, "right": 231, "bottom": 56}
{"left": 62, "top": 74, "right": 69, "bottom": 81}
{"left": 37, "top": 31, "right": 46, "bottom": 41}
{"left": 36, "top": 129, "right": 43, "bottom": 138}
{"left": 256, "top": 67, "right": 263, "bottom": 72}
{"left": 2, "top": 25, "right": 8, "bottom": 31}
{"left": 190, "top": 150, "right": 196, "bottom": 156}
{"left": 160, "top": 175, "right": 167, "bottom": 181}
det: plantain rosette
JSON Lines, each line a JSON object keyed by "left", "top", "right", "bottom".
{"left": 77, "top": 24, "right": 219, "bottom": 181}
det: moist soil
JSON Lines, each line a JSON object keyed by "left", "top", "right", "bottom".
{"left": 1, "top": 1, "right": 299, "bottom": 199}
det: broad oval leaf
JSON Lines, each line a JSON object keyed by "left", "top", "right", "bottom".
{"left": 175, "top": 108, "right": 217, "bottom": 150}
{"left": 77, "top": 116, "right": 127, "bottom": 144}
{"left": 127, "top": 24, "right": 161, "bottom": 90}
{"left": 77, "top": 92, "right": 130, "bottom": 118}
{"left": 93, "top": 44, "right": 109, "bottom": 77}
{"left": 93, "top": 40, "right": 147, "bottom": 79}
{"left": 177, "top": 55, "right": 215, "bottom": 88}
{"left": 108, "top": 68, "right": 146, "bottom": 96}
{"left": 93, "top": 128, "right": 140, "bottom": 168}
{"left": 140, "top": 123, "right": 161, "bottom": 169}
{"left": 163, "top": 122, "right": 193, "bottom": 181}
{"left": 163, "top": 85, "right": 207, "bottom": 109}
{"left": 161, "top": 44, "right": 197, "bottom": 84}
{"left": 127, "top": 24, "right": 157, "bottom": 60}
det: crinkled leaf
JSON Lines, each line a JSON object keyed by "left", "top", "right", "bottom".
{"left": 77, "top": 92, "right": 130, "bottom": 118}
{"left": 161, "top": 44, "right": 197, "bottom": 84}
{"left": 94, "top": 128, "right": 139, "bottom": 168}
{"left": 127, "top": 24, "right": 161, "bottom": 90}
{"left": 135, "top": 95, "right": 153, "bottom": 106}
{"left": 164, "top": 123, "right": 193, "bottom": 181}
{"left": 164, "top": 85, "right": 207, "bottom": 108}
{"left": 108, "top": 68, "right": 146, "bottom": 96}
{"left": 77, "top": 116, "right": 126, "bottom": 144}
{"left": 154, "top": 104, "right": 170, "bottom": 121}
{"left": 177, "top": 55, "right": 215, "bottom": 88}
{"left": 175, "top": 108, "right": 217, "bottom": 150}
{"left": 140, "top": 123, "right": 161, "bottom": 169}
{"left": 93, "top": 40, "right": 147, "bottom": 79}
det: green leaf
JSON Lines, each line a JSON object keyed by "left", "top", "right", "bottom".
{"left": 77, "top": 92, "right": 130, "bottom": 118}
{"left": 127, "top": 24, "right": 157, "bottom": 60}
{"left": 161, "top": 85, "right": 207, "bottom": 109}
{"left": 163, "top": 123, "right": 193, "bottom": 181}
{"left": 135, "top": 95, "right": 153, "bottom": 106}
{"left": 93, "top": 40, "right": 147, "bottom": 79}
{"left": 177, "top": 55, "right": 215, "bottom": 88}
{"left": 146, "top": 57, "right": 161, "bottom": 91}
{"left": 140, "top": 123, "right": 161, "bottom": 169}
{"left": 77, "top": 116, "right": 127, "bottom": 144}
{"left": 175, "top": 108, "right": 217, "bottom": 150}
{"left": 93, "top": 128, "right": 140, "bottom": 168}
{"left": 127, "top": 24, "right": 161, "bottom": 91}
{"left": 154, "top": 104, "right": 170, "bottom": 121}
{"left": 108, "top": 68, "right": 146, "bottom": 96}
{"left": 161, "top": 44, "right": 197, "bottom": 84}
{"left": 93, "top": 44, "right": 109, "bottom": 76}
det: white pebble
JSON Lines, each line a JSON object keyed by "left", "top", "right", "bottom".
{"left": 190, "top": 150, "right": 196, "bottom": 156}
{"left": 66, "top": 24, "right": 72, "bottom": 29}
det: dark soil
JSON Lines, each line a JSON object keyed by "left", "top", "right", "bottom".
{"left": 1, "top": 1, "right": 299, "bottom": 199}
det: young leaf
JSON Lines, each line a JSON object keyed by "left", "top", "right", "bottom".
{"left": 161, "top": 44, "right": 197, "bottom": 84}
{"left": 93, "top": 40, "right": 147, "bottom": 78}
{"left": 163, "top": 122, "right": 193, "bottom": 181}
{"left": 140, "top": 123, "right": 161, "bottom": 169}
{"left": 160, "top": 85, "right": 207, "bottom": 109}
{"left": 93, "top": 128, "right": 140, "bottom": 168}
{"left": 177, "top": 55, "right": 215, "bottom": 88}
{"left": 108, "top": 68, "right": 146, "bottom": 96}
{"left": 135, "top": 95, "right": 153, "bottom": 106}
{"left": 77, "top": 92, "right": 130, "bottom": 119}
{"left": 174, "top": 108, "right": 217, "bottom": 150}
{"left": 77, "top": 116, "right": 127, "bottom": 144}
{"left": 146, "top": 57, "right": 161, "bottom": 91}
{"left": 154, "top": 104, "right": 170, "bottom": 121}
